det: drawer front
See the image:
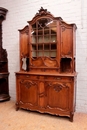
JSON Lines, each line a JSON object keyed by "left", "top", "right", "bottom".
{"left": 16, "top": 74, "right": 37, "bottom": 80}
{"left": 44, "top": 76, "right": 72, "bottom": 82}
{"left": 16, "top": 74, "right": 73, "bottom": 82}
{"left": 16, "top": 74, "right": 44, "bottom": 80}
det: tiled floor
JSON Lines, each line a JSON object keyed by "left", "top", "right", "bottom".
{"left": 0, "top": 101, "right": 87, "bottom": 130}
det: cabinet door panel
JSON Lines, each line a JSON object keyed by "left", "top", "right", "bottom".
{"left": 19, "top": 26, "right": 29, "bottom": 71}
{"left": 19, "top": 79, "right": 38, "bottom": 106}
{"left": 61, "top": 26, "right": 73, "bottom": 57}
{"left": 45, "top": 81, "right": 71, "bottom": 110}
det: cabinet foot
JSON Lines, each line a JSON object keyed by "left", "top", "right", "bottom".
{"left": 70, "top": 112, "right": 74, "bottom": 122}
{"left": 16, "top": 102, "right": 19, "bottom": 111}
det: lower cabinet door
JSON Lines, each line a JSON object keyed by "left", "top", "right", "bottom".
{"left": 18, "top": 79, "right": 38, "bottom": 107}
{"left": 45, "top": 81, "right": 72, "bottom": 112}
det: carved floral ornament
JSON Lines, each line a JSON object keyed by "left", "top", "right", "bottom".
{"left": 47, "top": 82, "right": 69, "bottom": 92}
{"left": 28, "top": 7, "right": 54, "bottom": 24}
{"left": 35, "top": 7, "right": 52, "bottom": 17}
{"left": 20, "top": 80, "right": 37, "bottom": 89}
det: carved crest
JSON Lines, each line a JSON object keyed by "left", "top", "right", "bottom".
{"left": 35, "top": 7, "right": 53, "bottom": 17}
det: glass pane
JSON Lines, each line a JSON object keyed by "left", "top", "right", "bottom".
{"left": 32, "top": 44, "right": 37, "bottom": 50}
{"left": 32, "top": 51, "right": 37, "bottom": 57}
{"left": 46, "top": 20, "right": 57, "bottom": 27}
{"left": 38, "top": 29, "right": 43, "bottom": 35}
{"left": 50, "top": 27, "right": 57, "bottom": 34}
{"left": 44, "top": 51, "right": 49, "bottom": 57}
{"left": 44, "top": 35, "right": 50, "bottom": 43}
{"left": 38, "top": 44, "right": 43, "bottom": 50}
{"left": 50, "top": 51, "right": 56, "bottom": 57}
{"left": 31, "top": 36, "right": 37, "bottom": 43}
{"left": 38, "top": 18, "right": 50, "bottom": 28}
{"left": 38, "top": 51, "right": 43, "bottom": 57}
{"left": 31, "top": 29, "right": 37, "bottom": 35}
{"left": 50, "top": 35, "right": 57, "bottom": 42}
{"left": 44, "top": 29, "right": 49, "bottom": 35}
{"left": 44, "top": 44, "right": 50, "bottom": 50}
{"left": 38, "top": 36, "right": 43, "bottom": 43}
{"left": 51, "top": 44, "right": 57, "bottom": 50}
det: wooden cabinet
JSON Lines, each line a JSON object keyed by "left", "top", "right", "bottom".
{"left": 15, "top": 7, "right": 77, "bottom": 121}
{"left": 0, "top": 7, "right": 10, "bottom": 101}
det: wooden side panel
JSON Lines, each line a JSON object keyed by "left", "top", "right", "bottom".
{"left": 19, "top": 26, "right": 29, "bottom": 71}
{"left": 61, "top": 26, "right": 73, "bottom": 57}
{"left": 20, "top": 33, "right": 29, "bottom": 57}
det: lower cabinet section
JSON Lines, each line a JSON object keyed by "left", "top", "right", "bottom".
{"left": 16, "top": 73, "right": 76, "bottom": 122}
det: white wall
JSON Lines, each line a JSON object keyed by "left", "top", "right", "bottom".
{"left": 0, "top": 0, "right": 87, "bottom": 113}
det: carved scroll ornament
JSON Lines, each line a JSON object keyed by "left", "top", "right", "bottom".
{"left": 46, "top": 82, "right": 69, "bottom": 92}
{"left": 35, "top": 7, "right": 52, "bottom": 17}
{"left": 20, "top": 80, "right": 37, "bottom": 89}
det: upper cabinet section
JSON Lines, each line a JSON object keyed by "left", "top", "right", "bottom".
{"left": 19, "top": 7, "right": 77, "bottom": 73}
{"left": 30, "top": 18, "right": 57, "bottom": 58}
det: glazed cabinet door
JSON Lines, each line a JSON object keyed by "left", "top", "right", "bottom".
{"left": 45, "top": 80, "right": 73, "bottom": 113}
{"left": 16, "top": 78, "right": 38, "bottom": 109}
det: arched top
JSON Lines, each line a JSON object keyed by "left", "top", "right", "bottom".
{"left": 28, "top": 7, "right": 56, "bottom": 25}
{"left": 35, "top": 7, "right": 54, "bottom": 17}
{"left": 27, "top": 7, "right": 77, "bottom": 29}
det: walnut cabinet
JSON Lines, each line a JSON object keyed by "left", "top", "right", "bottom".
{"left": 15, "top": 7, "right": 77, "bottom": 121}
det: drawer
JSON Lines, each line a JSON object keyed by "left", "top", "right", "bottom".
{"left": 44, "top": 76, "right": 72, "bottom": 82}
{"left": 16, "top": 74, "right": 37, "bottom": 80}
{"left": 16, "top": 74, "right": 44, "bottom": 80}
{"left": 16, "top": 74, "right": 73, "bottom": 82}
